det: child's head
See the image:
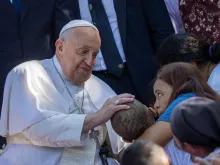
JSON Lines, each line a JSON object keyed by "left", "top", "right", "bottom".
{"left": 111, "top": 99, "right": 155, "bottom": 142}
{"left": 121, "top": 140, "right": 170, "bottom": 165}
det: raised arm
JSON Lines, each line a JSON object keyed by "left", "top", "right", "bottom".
{"left": 24, "top": 94, "right": 133, "bottom": 148}
{"left": 137, "top": 121, "right": 172, "bottom": 146}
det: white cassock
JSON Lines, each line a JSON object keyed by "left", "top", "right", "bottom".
{"left": 0, "top": 56, "right": 125, "bottom": 165}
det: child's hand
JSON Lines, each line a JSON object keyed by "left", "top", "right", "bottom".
{"left": 148, "top": 107, "right": 159, "bottom": 120}
{"left": 194, "top": 157, "right": 220, "bottom": 165}
{"left": 194, "top": 151, "right": 220, "bottom": 165}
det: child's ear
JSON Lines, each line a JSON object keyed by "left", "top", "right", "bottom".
{"left": 122, "top": 138, "right": 133, "bottom": 143}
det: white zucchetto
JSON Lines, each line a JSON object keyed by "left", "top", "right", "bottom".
{"left": 59, "top": 20, "right": 99, "bottom": 37}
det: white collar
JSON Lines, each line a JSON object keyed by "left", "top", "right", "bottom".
{"left": 53, "top": 55, "right": 67, "bottom": 79}
{"left": 52, "top": 55, "right": 85, "bottom": 90}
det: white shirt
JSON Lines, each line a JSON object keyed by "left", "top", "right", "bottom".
{"left": 165, "top": 139, "right": 192, "bottom": 165}
{"left": 79, "top": 0, "right": 126, "bottom": 71}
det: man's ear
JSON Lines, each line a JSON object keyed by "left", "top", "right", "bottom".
{"left": 55, "top": 39, "right": 64, "bottom": 57}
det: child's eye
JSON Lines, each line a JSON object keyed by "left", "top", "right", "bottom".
{"left": 158, "top": 93, "right": 162, "bottom": 98}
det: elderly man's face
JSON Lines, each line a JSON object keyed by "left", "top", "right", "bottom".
{"left": 56, "top": 27, "right": 101, "bottom": 84}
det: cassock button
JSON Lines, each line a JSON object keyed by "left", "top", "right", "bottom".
{"left": 89, "top": 4, "right": 93, "bottom": 11}
{"left": 118, "top": 64, "right": 124, "bottom": 69}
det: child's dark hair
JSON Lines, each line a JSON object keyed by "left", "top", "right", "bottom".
{"left": 121, "top": 140, "right": 169, "bottom": 165}
{"left": 111, "top": 99, "right": 154, "bottom": 141}
{"left": 156, "top": 33, "right": 220, "bottom": 67}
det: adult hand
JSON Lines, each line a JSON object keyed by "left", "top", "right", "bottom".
{"left": 96, "top": 93, "right": 135, "bottom": 125}
{"left": 194, "top": 154, "right": 220, "bottom": 165}
{"left": 82, "top": 93, "right": 135, "bottom": 133}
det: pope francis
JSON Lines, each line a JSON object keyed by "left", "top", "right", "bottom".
{"left": 0, "top": 20, "right": 134, "bottom": 165}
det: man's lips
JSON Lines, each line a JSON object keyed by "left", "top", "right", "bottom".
{"left": 79, "top": 66, "right": 91, "bottom": 71}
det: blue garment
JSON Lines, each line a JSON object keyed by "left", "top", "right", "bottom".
{"left": 158, "top": 93, "right": 196, "bottom": 122}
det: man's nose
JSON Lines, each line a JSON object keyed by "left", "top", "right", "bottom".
{"left": 85, "top": 55, "right": 95, "bottom": 67}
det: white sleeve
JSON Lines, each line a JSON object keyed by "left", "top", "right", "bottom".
{"left": 23, "top": 113, "right": 89, "bottom": 147}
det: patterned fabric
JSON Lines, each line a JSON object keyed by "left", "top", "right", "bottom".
{"left": 180, "top": 0, "right": 220, "bottom": 44}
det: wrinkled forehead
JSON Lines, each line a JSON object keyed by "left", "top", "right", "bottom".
{"left": 74, "top": 27, "right": 100, "bottom": 40}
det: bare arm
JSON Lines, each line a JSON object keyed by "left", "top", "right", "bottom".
{"left": 137, "top": 121, "right": 173, "bottom": 146}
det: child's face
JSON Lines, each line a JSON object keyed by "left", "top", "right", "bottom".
{"left": 153, "top": 79, "right": 173, "bottom": 115}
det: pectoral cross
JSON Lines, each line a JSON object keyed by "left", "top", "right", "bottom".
{"left": 89, "top": 129, "right": 101, "bottom": 148}
{"left": 89, "top": 129, "right": 109, "bottom": 165}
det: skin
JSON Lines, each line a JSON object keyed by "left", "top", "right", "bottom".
{"left": 153, "top": 79, "right": 173, "bottom": 115}
{"left": 55, "top": 27, "right": 135, "bottom": 134}
{"left": 194, "top": 158, "right": 220, "bottom": 165}
{"left": 174, "top": 136, "right": 212, "bottom": 158}
{"left": 56, "top": 27, "right": 100, "bottom": 85}
{"left": 151, "top": 145, "right": 171, "bottom": 165}
{"left": 138, "top": 79, "right": 173, "bottom": 146}
{"left": 194, "top": 152, "right": 220, "bottom": 165}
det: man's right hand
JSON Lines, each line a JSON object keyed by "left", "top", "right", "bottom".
{"left": 96, "top": 93, "right": 135, "bottom": 124}
{"left": 82, "top": 93, "right": 135, "bottom": 133}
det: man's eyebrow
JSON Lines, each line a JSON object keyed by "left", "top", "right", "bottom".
{"left": 94, "top": 50, "right": 99, "bottom": 54}
{"left": 77, "top": 46, "right": 90, "bottom": 49}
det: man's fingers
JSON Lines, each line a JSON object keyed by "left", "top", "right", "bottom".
{"left": 118, "top": 98, "right": 134, "bottom": 104}
{"left": 118, "top": 93, "right": 135, "bottom": 99}
{"left": 114, "top": 105, "right": 130, "bottom": 111}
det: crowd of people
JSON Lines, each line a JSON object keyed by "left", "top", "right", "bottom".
{"left": 0, "top": 0, "right": 220, "bottom": 165}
